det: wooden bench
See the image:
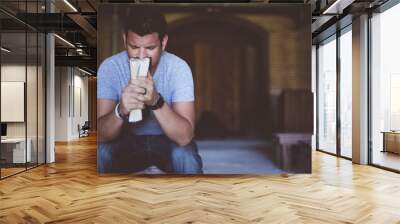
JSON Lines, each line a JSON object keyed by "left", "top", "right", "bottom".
{"left": 273, "top": 133, "right": 312, "bottom": 173}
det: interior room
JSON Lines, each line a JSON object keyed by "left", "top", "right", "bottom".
{"left": 98, "top": 4, "right": 312, "bottom": 174}
{"left": 0, "top": 0, "right": 399, "bottom": 223}
{"left": 0, "top": 13, "right": 46, "bottom": 178}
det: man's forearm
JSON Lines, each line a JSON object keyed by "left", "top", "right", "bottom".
{"left": 153, "top": 104, "right": 194, "bottom": 146}
{"left": 98, "top": 111, "right": 124, "bottom": 142}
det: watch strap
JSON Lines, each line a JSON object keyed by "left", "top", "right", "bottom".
{"left": 115, "top": 103, "right": 128, "bottom": 121}
{"left": 149, "top": 94, "right": 164, "bottom": 110}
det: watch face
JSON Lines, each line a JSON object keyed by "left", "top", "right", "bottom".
{"left": 156, "top": 95, "right": 164, "bottom": 109}
{"left": 149, "top": 94, "right": 164, "bottom": 110}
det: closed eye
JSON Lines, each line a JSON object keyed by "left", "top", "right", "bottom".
{"left": 129, "top": 44, "right": 139, "bottom": 50}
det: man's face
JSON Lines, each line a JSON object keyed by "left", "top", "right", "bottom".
{"left": 124, "top": 31, "right": 168, "bottom": 74}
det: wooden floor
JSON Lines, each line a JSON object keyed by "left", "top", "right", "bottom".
{"left": 1, "top": 135, "right": 400, "bottom": 223}
{"left": 1, "top": 167, "right": 26, "bottom": 178}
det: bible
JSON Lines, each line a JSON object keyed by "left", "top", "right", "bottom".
{"left": 129, "top": 57, "right": 151, "bottom": 122}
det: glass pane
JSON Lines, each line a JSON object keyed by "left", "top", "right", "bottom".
{"left": 340, "top": 29, "right": 352, "bottom": 158}
{"left": 38, "top": 33, "right": 45, "bottom": 165}
{"left": 26, "top": 0, "right": 39, "bottom": 169}
{"left": 27, "top": 31, "right": 38, "bottom": 169}
{"left": 371, "top": 4, "right": 400, "bottom": 171}
{"left": 317, "top": 37, "right": 337, "bottom": 154}
{"left": 0, "top": 1, "right": 46, "bottom": 179}
{"left": 1, "top": 30, "right": 27, "bottom": 177}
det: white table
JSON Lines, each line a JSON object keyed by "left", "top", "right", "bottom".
{"left": 1, "top": 138, "right": 31, "bottom": 163}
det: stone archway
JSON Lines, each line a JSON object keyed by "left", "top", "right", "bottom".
{"left": 167, "top": 15, "right": 269, "bottom": 138}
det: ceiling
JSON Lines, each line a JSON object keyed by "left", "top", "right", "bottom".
{"left": 0, "top": 0, "right": 389, "bottom": 74}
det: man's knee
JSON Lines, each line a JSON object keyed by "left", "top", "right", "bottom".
{"left": 171, "top": 141, "right": 203, "bottom": 174}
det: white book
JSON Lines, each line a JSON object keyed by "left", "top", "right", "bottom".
{"left": 129, "top": 57, "right": 151, "bottom": 122}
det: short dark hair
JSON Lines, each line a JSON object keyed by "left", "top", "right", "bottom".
{"left": 122, "top": 9, "right": 168, "bottom": 40}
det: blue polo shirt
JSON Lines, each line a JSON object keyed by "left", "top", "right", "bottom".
{"left": 97, "top": 51, "right": 194, "bottom": 135}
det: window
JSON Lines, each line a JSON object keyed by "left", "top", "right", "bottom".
{"left": 370, "top": 2, "right": 400, "bottom": 171}
{"left": 339, "top": 28, "right": 352, "bottom": 158}
{"left": 317, "top": 36, "right": 337, "bottom": 154}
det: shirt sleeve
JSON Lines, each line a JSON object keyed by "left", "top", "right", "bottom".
{"left": 97, "top": 59, "right": 119, "bottom": 101}
{"left": 171, "top": 60, "right": 195, "bottom": 103}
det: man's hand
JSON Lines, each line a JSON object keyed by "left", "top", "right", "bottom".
{"left": 119, "top": 83, "right": 146, "bottom": 116}
{"left": 130, "top": 74, "right": 159, "bottom": 106}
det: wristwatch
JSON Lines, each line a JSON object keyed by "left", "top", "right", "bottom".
{"left": 149, "top": 93, "right": 164, "bottom": 110}
{"left": 115, "top": 103, "right": 128, "bottom": 121}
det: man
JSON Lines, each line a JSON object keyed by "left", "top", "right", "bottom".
{"left": 97, "top": 10, "right": 203, "bottom": 174}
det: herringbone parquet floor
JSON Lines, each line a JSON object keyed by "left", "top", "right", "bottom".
{"left": 1, "top": 134, "right": 400, "bottom": 223}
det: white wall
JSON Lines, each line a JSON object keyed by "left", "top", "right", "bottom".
{"left": 1, "top": 66, "right": 26, "bottom": 137}
{"left": 71, "top": 70, "right": 89, "bottom": 139}
{"left": 55, "top": 67, "right": 69, "bottom": 141}
{"left": 1, "top": 63, "right": 46, "bottom": 164}
{"left": 55, "top": 67, "right": 89, "bottom": 141}
{"left": 1, "top": 65, "right": 38, "bottom": 137}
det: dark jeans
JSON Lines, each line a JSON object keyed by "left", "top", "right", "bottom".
{"left": 97, "top": 134, "right": 203, "bottom": 174}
